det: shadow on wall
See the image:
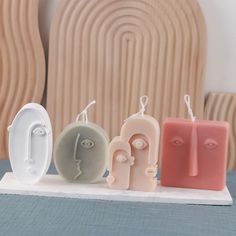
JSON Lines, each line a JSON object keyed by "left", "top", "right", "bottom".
{"left": 38, "top": 0, "right": 59, "bottom": 59}
{"left": 38, "top": 0, "right": 59, "bottom": 106}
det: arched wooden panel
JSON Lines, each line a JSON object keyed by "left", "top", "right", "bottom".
{"left": 0, "top": 0, "right": 45, "bottom": 159}
{"left": 47, "top": 0, "right": 207, "bottom": 139}
{"left": 205, "top": 92, "right": 236, "bottom": 171}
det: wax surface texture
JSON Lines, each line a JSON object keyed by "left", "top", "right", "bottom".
{"left": 161, "top": 118, "right": 229, "bottom": 190}
{"left": 54, "top": 122, "right": 109, "bottom": 183}
{"left": 107, "top": 115, "right": 160, "bottom": 192}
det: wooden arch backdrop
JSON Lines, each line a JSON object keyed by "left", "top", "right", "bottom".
{"left": 0, "top": 0, "right": 46, "bottom": 159}
{"left": 47, "top": 0, "right": 207, "bottom": 140}
{"left": 205, "top": 92, "right": 236, "bottom": 171}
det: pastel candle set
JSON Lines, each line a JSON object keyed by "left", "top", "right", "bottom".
{"left": 54, "top": 101, "right": 109, "bottom": 183}
{"left": 7, "top": 95, "right": 229, "bottom": 194}
{"left": 8, "top": 103, "right": 52, "bottom": 184}
{"left": 107, "top": 96, "right": 160, "bottom": 192}
{"left": 161, "top": 95, "right": 229, "bottom": 190}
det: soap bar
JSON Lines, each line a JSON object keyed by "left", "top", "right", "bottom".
{"left": 54, "top": 122, "right": 109, "bottom": 183}
{"left": 107, "top": 115, "right": 160, "bottom": 192}
{"left": 8, "top": 103, "right": 52, "bottom": 184}
{"left": 161, "top": 118, "right": 229, "bottom": 190}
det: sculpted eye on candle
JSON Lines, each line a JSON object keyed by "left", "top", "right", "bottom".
{"left": 54, "top": 101, "right": 109, "bottom": 183}
{"left": 8, "top": 103, "right": 53, "bottom": 184}
{"left": 161, "top": 95, "right": 229, "bottom": 190}
{"left": 107, "top": 96, "right": 160, "bottom": 192}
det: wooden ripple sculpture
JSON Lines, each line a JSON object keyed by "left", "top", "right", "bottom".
{"left": 47, "top": 0, "right": 207, "bottom": 140}
{"left": 205, "top": 92, "right": 236, "bottom": 171}
{"left": 0, "top": 0, "right": 45, "bottom": 159}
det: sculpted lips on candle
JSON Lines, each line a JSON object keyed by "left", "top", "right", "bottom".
{"left": 161, "top": 95, "right": 229, "bottom": 190}
{"left": 54, "top": 101, "right": 109, "bottom": 183}
{"left": 107, "top": 96, "right": 160, "bottom": 192}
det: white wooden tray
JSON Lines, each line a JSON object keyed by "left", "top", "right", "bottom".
{"left": 0, "top": 173, "right": 233, "bottom": 206}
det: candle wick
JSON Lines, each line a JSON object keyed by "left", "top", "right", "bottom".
{"left": 125, "top": 95, "right": 149, "bottom": 122}
{"left": 76, "top": 100, "right": 96, "bottom": 123}
{"left": 184, "top": 94, "right": 196, "bottom": 122}
{"left": 140, "top": 95, "right": 149, "bottom": 116}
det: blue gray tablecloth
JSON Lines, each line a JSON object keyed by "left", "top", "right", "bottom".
{"left": 0, "top": 161, "right": 235, "bottom": 236}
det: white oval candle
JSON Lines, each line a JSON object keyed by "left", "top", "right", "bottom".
{"left": 54, "top": 101, "right": 109, "bottom": 183}
{"left": 8, "top": 103, "right": 53, "bottom": 184}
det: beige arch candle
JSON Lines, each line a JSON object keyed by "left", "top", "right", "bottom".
{"left": 107, "top": 96, "right": 160, "bottom": 192}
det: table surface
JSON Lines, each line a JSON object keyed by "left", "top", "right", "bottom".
{"left": 0, "top": 161, "right": 235, "bottom": 236}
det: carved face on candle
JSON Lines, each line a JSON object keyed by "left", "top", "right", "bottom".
{"left": 107, "top": 115, "right": 160, "bottom": 192}
{"left": 161, "top": 118, "right": 229, "bottom": 190}
{"left": 54, "top": 122, "right": 109, "bottom": 183}
{"left": 8, "top": 103, "right": 52, "bottom": 184}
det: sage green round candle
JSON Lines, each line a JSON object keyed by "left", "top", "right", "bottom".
{"left": 54, "top": 122, "right": 109, "bottom": 183}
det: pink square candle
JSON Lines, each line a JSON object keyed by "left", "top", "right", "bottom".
{"left": 161, "top": 118, "right": 229, "bottom": 190}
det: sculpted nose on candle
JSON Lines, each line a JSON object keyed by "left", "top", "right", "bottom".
{"left": 188, "top": 124, "right": 198, "bottom": 177}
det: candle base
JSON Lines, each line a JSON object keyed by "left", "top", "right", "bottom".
{"left": 0, "top": 173, "right": 233, "bottom": 206}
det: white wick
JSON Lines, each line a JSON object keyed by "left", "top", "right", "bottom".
{"left": 76, "top": 100, "right": 96, "bottom": 123}
{"left": 125, "top": 95, "right": 149, "bottom": 121}
{"left": 184, "top": 94, "right": 196, "bottom": 122}
{"left": 139, "top": 95, "right": 149, "bottom": 117}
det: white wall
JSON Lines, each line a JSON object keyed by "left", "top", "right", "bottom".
{"left": 38, "top": 0, "right": 236, "bottom": 94}
{"left": 198, "top": 0, "right": 236, "bottom": 94}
